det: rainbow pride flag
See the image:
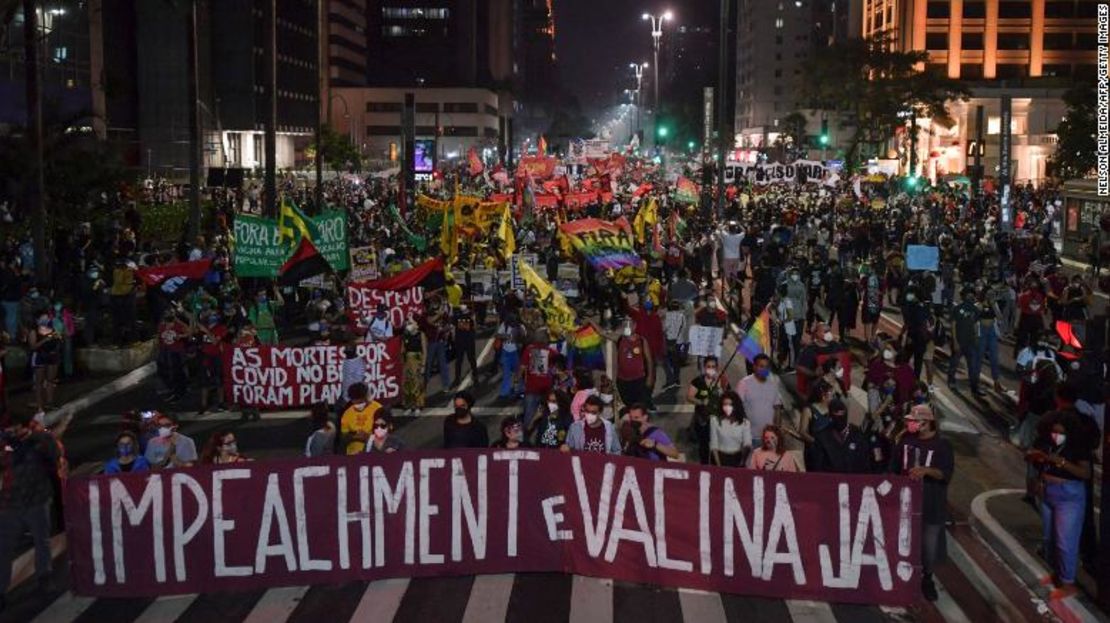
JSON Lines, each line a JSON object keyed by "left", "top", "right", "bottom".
{"left": 674, "top": 176, "right": 699, "bottom": 204}
{"left": 558, "top": 217, "right": 644, "bottom": 272}
{"left": 570, "top": 325, "right": 606, "bottom": 371}
{"left": 738, "top": 305, "right": 772, "bottom": 361}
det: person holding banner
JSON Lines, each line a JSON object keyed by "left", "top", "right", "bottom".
{"left": 365, "top": 412, "right": 404, "bottom": 454}
{"left": 246, "top": 288, "right": 281, "bottom": 345}
{"left": 444, "top": 391, "right": 488, "bottom": 449}
{"left": 747, "top": 424, "right": 800, "bottom": 472}
{"left": 200, "top": 430, "right": 249, "bottom": 464}
{"left": 340, "top": 383, "right": 382, "bottom": 455}
{"left": 562, "top": 395, "right": 621, "bottom": 455}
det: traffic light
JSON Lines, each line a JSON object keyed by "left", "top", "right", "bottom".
{"left": 819, "top": 134, "right": 829, "bottom": 146}
{"left": 906, "top": 175, "right": 919, "bottom": 190}
{"left": 656, "top": 125, "right": 670, "bottom": 139}
{"left": 819, "top": 118, "right": 829, "bottom": 146}
{"left": 687, "top": 140, "right": 696, "bottom": 150}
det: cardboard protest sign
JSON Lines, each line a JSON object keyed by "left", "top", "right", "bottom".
{"left": 468, "top": 269, "right": 496, "bottom": 302}
{"left": 688, "top": 325, "right": 724, "bottom": 358}
{"left": 349, "top": 246, "right": 378, "bottom": 281}
{"left": 555, "top": 263, "right": 580, "bottom": 298}
{"left": 905, "top": 245, "right": 939, "bottom": 272}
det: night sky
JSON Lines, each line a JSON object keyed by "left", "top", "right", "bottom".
{"left": 554, "top": 0, "right": 718, "bottom": 114}
{"left": 554, "top": 0, "right": 663, "bottom": 110}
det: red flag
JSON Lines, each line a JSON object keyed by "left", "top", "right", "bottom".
{"left": 279, "top": 238, "right": 330, "bottom": 286}
{"left": 359, "top": 257, "right": 445, "bottom": 292}
{"left": 538, "top": 135, "right": 548, "bottom": 155}
{"left": 467, "top": 148, "right": 484, "bottom": 177}
{"left": 137, "top": 258, "right": 213, "bottom": 299}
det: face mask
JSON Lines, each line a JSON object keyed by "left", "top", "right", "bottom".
{"left": 585, "top": 412, "right": 599, "bottom": 425}
{"left": 906, "top": 294, "right": 916, "bottom": 302}
{"left": 914, "top": 395, "right": 927, "bottom": 405}
{"left": 222, "top": 442, "right": 238, "bottom": 455}
{"left": 791, "top": 274, "right": 800, "bottom": 282}
{"left": 708, "top": 301, "right": 718, "bottom": 310}
{"left": 454, "top": 407, "right": 469, "bottom": 419}
{"left": 622, "top": 326, "right": 632, "bottom": 337}
{"left": 705, "top": 367, "right": 718, "bottom": 378}
{"left": 823, "top": 331, "right": 834, "bottom": 343}
{"left": 722, "top": 405, "right": 734, "bottom": 416}
{"left": 834, "top": 367, "right": 844, "bottom": 379}
{"left": 373, "top": 427, "right": 388, "bottom": 439}
{"left": 1051, "top": 432, "right": 1066, "bottom": 446}
{"left": 755, "top": 368, "right": 770, "bottom": 380}
{"left": 257, "top": 297, "right": 267, "bottom": 305}
{"left": 763, "top": 437, "right": 777, "bottom": 450}
{"left": 599, "top": 393, "right": 613, "bottom": 404}
{"left": 118, "top": 443, "right": 133, "bottom": 456}
{"left": 158, "top": 426, "right": 173, "bottom": 438}
{"left": 54, "top": 303, "right": 62, "bottom": 311}
{"left": 547, "top": 402, "right": 559, "bottom": 413}
{"left": 905, "top": 420, "right": 922, "bottom": 434}
{"left": 882, "top": 349, "right": 894, "bottom": 362}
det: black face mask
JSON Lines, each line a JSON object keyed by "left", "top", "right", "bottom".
{"left": 454, "top": 407, "right": 469, "bottom": 419}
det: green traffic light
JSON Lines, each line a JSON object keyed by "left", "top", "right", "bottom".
{"left": 907, "top": 175, "right": 919, "bottom": 188}
{"left": 657, "top": 126, "right": 669, "bottom": 138}
{"left": 819, "top": 134, "right": 829, "bottom": 146}
{"left": 687, "top": 140, "right": 696, "bottom": 150}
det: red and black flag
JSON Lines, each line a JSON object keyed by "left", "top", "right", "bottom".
{"left": 279, "top": 237, "right": 331, "bottom": 286}
{"left": 355, "top": 257, "right": 445, "bottom": 292}
{"left": 136, "top": 258, "right": 212, "bottom": 299}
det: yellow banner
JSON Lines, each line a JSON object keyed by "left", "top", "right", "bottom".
{"left": 519, "top": 260, "right": 576, "bottom": 335}
{"left": 417, "top": 195, "right": 452, "bottom": 212}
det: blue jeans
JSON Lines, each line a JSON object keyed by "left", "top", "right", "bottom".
{"left": 523, "top": 393, "right": 542, "bottom": 430}
{"left": 498, "top": 349, "right": 520, "bottom": 397}
{"left": 972, "top": 327, "right": 1000, "bottom": 383}
{"left": 1042, "top": 479, "right": 1086, "bottom": 583}
{"left": 1, "top": 301, "right": 18, "bottom": 339}
{"left": 424, "top": 340, "right": 450, "bottom": 388}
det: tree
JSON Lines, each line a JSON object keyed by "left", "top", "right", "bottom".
{"left": 803, "top": 34, "right": 969, "bottom": 173}
{"left": 309, "top": 125, "right": 361, "bottom": 173}
{"left": 1050, "top": 82, "right": 1096, "bottom": 180}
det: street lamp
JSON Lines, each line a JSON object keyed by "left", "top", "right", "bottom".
{"left": 629, "top": 63, "right": 647, "bottom": 138}
{"left": 641, "top": 11, "right": 672, "bottom": 114}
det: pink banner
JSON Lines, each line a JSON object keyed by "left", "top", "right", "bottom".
{"left": 65, "top": 450, "right": 922, "bottom": 604}
{"left": 223, "top": 341, "right": 402, "bottom": 407}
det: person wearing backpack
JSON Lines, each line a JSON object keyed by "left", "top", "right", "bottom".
{"left": 619, "top": 403, "right": 678, "bottom": 461}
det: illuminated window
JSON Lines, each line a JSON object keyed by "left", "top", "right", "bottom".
{"left": 987, "top": 116, "right": 1025, "bottom": 135}
{"left": 382, "top": 7, "right": 449, "bottom": 19}
{"left": 775, "top": 17, "right": 784, "bottom": 28}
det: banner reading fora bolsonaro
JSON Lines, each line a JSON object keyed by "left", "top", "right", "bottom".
{"left": 64, "top": 450, "right": 923, "bottom": 605}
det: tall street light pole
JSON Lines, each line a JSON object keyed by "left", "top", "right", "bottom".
{"left": 641, "top": 10, "right": 672, "bottom": 115}
{"left": 630, "top": 62, "right": 647, "bottom": 140}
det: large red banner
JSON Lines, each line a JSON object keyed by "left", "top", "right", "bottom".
{"left": 223, "top": 341, "right": 402, "bottom": 407}
{"left": 64, "top": 450, "right": 922, "bottom": 604}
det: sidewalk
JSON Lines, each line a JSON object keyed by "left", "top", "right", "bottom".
{"left": 970, "top": 488, "right": 1110, "bottom": 622}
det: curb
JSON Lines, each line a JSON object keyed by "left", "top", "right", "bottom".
{"left": 49, "top": 361, "right": 157, "bottom": 437}
{"left": 969, "top": 488, "right": 1109, "bottom": 622}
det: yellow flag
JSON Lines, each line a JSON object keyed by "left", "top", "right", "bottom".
{"left": 632, "top": 198, "right": 658, "bottom": 244}
{"left": 497, "top": 205, "right": 515, "bottom": 259}
{"left": 519, "top": 260, "right": 575, "bottom": 335}
{"left": 439, "top": 200, "right": 458, "bottom": 264}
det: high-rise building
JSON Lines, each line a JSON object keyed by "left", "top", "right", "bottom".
{"left": 861, "top": 0, "right": 1098, "bottom": 81}
{"left": 365, "top": 0, "right": 513, "bottom": 88}
{"left": 663, "top": 1, "right": 737, "bottom": 151}
{"left": 734, "top": 0, "right": 821, "bottom": 148}
{"left": 325, "top": 0, "right": 369, "bottom": 87}
{"left": 516, "top": 0, "right": 556, "bottom": 102}
{"left": 860, "top": 0, "right": 1098, "bottom": 184}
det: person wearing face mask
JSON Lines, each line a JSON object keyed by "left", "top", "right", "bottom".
{"left": 619, "top": 404, "right": 680, "bottom": 461}
{"left": 809, "top": 399, "right": 871, "bottom": 474}
{"left": 0, "top": 411, "right": 60, "bottom": 600}
{"left": 341, "top": 382, "right": 383, "bottom": 454}
{"left": 246, "top": 288, "right": 280, "bottom": 345}
{"left": 443, "top": 391, "right": 489, "bottom": 449}
{"left": 608, "top": 318, "right": 654, "bottom": 409}
{"left": 401, "top": 316, "right": 427, "bottom": 416}
{"left": 688, "top": 355, "right": 732, "bottom": 464}
{"left": 747, "top": 425, "right": 800, "bottom": 471}
{"left": 27, "top": 313, "right": 61, "bottom": 414}
{"left": 562, "top": 396, "right": 621, "bottom": 454}
{"left": 783, "top": 266, "right": 809, "bottom": 332}
{"left": 796, "top": 322, "right": 845, "bottom": 396}
{"left": 451, "top": 303, "right": 479, "bottom": 387}
{"left": 366, "top": 303, "right": 395, "bottom": 343}
{"left": 491, "top": 415, "right": 527, "bottom": 449}
{"left": 530, "top": 390, "right": 573, "bottom": 448}
{"left": 365, "top": 411, "right": 404, "bottom": 453}
{"left": 860, "top": 261, "right": 884, "bottom": 342}
{"left": 948, "top": 287, "right": 983, "bottom": 395}
{"left": 710, "top": 392, "right": 751, "bottom": 467}
{"left": 200, "top": 430, "right": 248, "bottom": 464}
{"left": 49, "top": 300, "right": 74, "bottom": 379}
{"left": 736, "top": 354, "right": 785, "bottom": 439}
{"left": 889, "top": 404, "right": 954, "bottom": 602}
{"left": 897, "top": 286, "right": 931, "bottom": 380}
{"left": 195, "top": 311, "right": 227, "bottom": 415}
{"left": 304, "top": 403, "right": 336, "bottom": 458}
{"left": 143, "top": 413, "right": 197, "bottom": 469}
{"left": 104, "top": 431, "right": 150, "bottom": 474}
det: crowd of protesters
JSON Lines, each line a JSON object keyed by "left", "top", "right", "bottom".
{"left": 0, "top": 153, "right": 1104, "bottom": 607}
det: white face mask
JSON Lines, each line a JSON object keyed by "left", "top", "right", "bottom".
{"left": 823, "top": 331, "right": 834, "bottom": 343}
{"left": 622, "top": 326, "right": 632, "bottom": 337}
{"left": 547, "top": 402, "right": 559, "bottom": 413}
{"left": 599, "top": 393, "right": 613, "bottom": 404}
{"left": 585, "top": 412, "right": 599, "bottom": 425}
{"left": 834, "top": 367, "right": 844, "bottom": 379}
{"left": 373, "top": 428, "right": 388, "bottom": 439}
{"left": 722, "top": 405, "right": 734, "bottom": 416}
{"left": 882, "top": 349, "right": 894, "bottom": 362}
{"left": 1051, "top": 432, "right": 1066, "bottom": 446}
{"left": 704, "top": 367, "right": 718, "bottom": 378}
{"left": 158, "top": 426, "right": 173, "bottom": 438}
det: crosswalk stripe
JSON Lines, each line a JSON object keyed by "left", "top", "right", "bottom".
{"left": 461, "top": 573, "right": 515, "bottom": 623}
{"left": 569, "top": 575, "right": 613, "bottom": 623}
{"left": 133, "top": 594, "right": 199, "bottom": 623}
{"left": 784, "top": 600, "right": 837, "bottom": 623}
{"left": 676, "top": 587, "right": 727, "bottom": 623}
{"left": 8, "top": 533, "right": 65, "bottom": 593}
{"left": 932, "top": 579, "right": 972, "bottom": 623}
{"left": 242, "top": 585, "right": 310, "bottom": 623}
{"left": 349, "top": 577, "right": 410, "bottom": 622}
{"left": 946, "top": 535, "right": 1026, "bottom": 622}
{"left": 30, "top": 591, "right": 96, "bottom": 623}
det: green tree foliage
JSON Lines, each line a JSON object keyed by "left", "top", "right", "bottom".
{"left": 1050, "top": 83, "right": 1096, "bottom": 180}
{"left": 309, "top": 125, "right": 362, "bottom": 172}
{"left": 803, "top": 34, "right": 969, "bottom": 172}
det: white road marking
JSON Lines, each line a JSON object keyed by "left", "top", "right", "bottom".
{"left": 132, "top": 594, "right": 200, "bottom": 623}
{"left": 30, "top": 591, "right": 96, "bottom": 623}
{"left": 242, "top": 585, "right": 310, "bottom": 623}
{"left": 569, "top": 575, "right": 613, "bottom": 623}
{"left": 349, "top": 577, "right": 410, "bottom": 622}
{"left": 461, "top": 573, "right": 515, "bottom": 623}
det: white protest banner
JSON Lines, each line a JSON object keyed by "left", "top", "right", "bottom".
{"left": 349, "top": 246, "right": 378, "bottom": 281}
{"left": 555, "top": 263, "right": 580, "bottom": 298}
{"left": 688, "top": 325, "right": 724, "bottom": 358}
{"left": 346, "top": 285, "right": 424, "bottom": 327}
{"left": 469, "top": 269, "right": 496, "bottom": 302}
{"left": 223, "top": 340, "right": 402, "bottom": 407}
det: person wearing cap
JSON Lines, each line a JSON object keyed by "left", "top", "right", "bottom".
{"left": 367, "top": 303, "right": 394, "bottom": 342}
{"left": 948, "top": 286, "right": 982, "bottom": 395}
{"left": 888, "top": 404, "right": 953, "bottom": 602}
